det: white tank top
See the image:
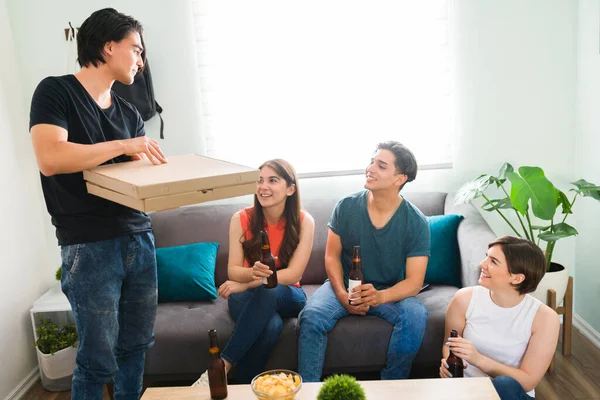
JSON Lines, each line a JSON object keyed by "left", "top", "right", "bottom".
{"left": 463, "top": 285, "right": 542, "bottom": 397}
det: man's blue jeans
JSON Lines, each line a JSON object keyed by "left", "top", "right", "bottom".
{"left": 60, "top": 232, "right": 157, "bottom": 400}
{"left": 298, "top": 281, "right": 427, "bottom": 382}
{"left": 492, "top": 376, "right": 534, "bottom": 399}
{"left": 222, "top": 284, "right": 306, "bottom": 383}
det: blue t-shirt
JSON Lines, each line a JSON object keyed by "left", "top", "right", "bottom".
{"left": 328, "top": 190, "right": 430, "bottom": 291}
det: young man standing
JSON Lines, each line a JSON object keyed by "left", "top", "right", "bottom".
{"left": 29, "top": 8, "right": 167, "bottom": 399}
{"left": 298, "top": 141, "right": 430, "bottom": 382}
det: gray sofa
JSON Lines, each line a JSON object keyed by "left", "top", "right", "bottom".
{"left": 144, "top": 191, "right": 496, "bottom": 383}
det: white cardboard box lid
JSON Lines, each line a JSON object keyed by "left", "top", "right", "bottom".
{"left": 83, "top": 154, "right": 259, "bottom": 199}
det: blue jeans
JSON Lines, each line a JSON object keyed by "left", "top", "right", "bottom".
{"left": 60, "top": 232, "right": 157, "bottom": 400}
{"left": 492, "top": 376, "right": 534, "bottom": 399}
{"left": 222, "top": 284, "right": 306, "bottom": 383}
{"left": 298, "top": 281, "right": 428, "bottom": 382}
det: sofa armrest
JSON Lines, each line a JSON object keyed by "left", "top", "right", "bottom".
{"left": 444, "top": 194, "right": 497, "bottom": 287}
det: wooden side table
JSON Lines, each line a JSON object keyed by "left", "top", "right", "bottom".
{"left": 547, "top": 276, "right": 573, "bottom": 373}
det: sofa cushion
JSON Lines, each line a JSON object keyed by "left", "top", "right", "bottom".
{"left": 146, "top": 298, "right": 234, "bottom": 377}
{"left": 425, "top": 214, "right": 464, "bottom": 287}
{"left": 156, "top": 242, "right": 219, "bottom": 302}
{"left": 151, "top": 204, "right": 243, "bottom": 287}
{"left": 444, "top": 195, "right": 498, "bottom": 287}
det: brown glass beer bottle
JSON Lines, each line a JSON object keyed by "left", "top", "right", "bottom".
{"left": 207, "top": 329, "right": 228, "bottom": 399}
{"left": 261, "top": 230, "right": 278, "bottom": 288}
{"left": 446, "top": 329, "right": 464, "bottom": 378}
{"left": 348, "top": 246, "right": 364, "bottom": 305}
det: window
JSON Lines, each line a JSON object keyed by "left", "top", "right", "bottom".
{"left": 192, "top": 1, "right": 452, "bottom": 175}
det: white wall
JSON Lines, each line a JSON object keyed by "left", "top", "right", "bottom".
{"left": 575, "top": 0, "right": 600, "bottom": 334}
{"left": 0, "top": 0, "right": 60, "bottom": 398}
{"left": 1, "top": 0, "right": 586, "bottom": 396}
{"left": 448, "top": 0, "right": 579, "bottom": 273}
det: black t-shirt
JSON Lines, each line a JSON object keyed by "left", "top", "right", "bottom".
{"left": 29, "top": 75, "right": 152, "bottom": 246}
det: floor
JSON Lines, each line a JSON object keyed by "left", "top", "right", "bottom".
{"left": 23, "top": 327, "right": 600, "bottom": 399}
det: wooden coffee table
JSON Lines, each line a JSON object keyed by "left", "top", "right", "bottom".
{"left": 141, "top": 377, "right": 499, "bottom": 399}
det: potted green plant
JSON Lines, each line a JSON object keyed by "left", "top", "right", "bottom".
{"left": 454, "top": 162, "right": 600, "bottom": 302}
{"left": 317, "top": 374, "right": 366, "bottom": 400}
{"left": 35, "top": 318, "right": 78, "bottom": 384}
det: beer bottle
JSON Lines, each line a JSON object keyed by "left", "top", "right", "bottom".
{"left": 207, "top": 329, "right": 228, "bottom": 399}
{"left": 348, "top": 246, "right": 364, "bottom": 305}
{"left": 446, "top": 329, "right": 464, "bottom": 378}
{"left": 261, "top": 230, "right": 278, "bottom": 288}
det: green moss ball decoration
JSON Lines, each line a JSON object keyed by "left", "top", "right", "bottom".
{"left": 317, "top": 374, "right": 366, "bottom": 400}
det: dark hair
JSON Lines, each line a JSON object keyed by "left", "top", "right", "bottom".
{"left": 488, "top": 236, "right": 546, "bottom": 295}
{"left": 242, "top": 159, "right": 301, "bottom": 268}
{"left": 76, "top": 8, "right": 145, "bottom": 68}
{"left": 375, "top": 141, "right": 418, "bottom": 191}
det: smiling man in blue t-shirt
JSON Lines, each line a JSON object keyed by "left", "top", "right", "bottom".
{"left": 298, "top": 141, "right": 430, "bottom": 382}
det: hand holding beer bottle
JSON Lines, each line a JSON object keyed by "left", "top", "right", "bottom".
{"left": 260, "top": 230, "right": 278, "bottom": 288}
{"left": 445, "top": 330, "right": 464, "bottom": 378}
{"left": 348, "top": 246, "right": 364, "bottom": 305}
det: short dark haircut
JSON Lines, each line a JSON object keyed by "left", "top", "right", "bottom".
{"left": 488, "top": 236, "right": 546, "bottom": 295}
{"left": 376, "top": 141, "right": 418, "bottom": 191}
{"left": 76, "top": 8, "right": 145, "bottom": 68}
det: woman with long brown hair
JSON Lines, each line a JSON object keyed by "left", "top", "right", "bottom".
{"left": 199, "top": 159, "right": 314, "bottom": 384}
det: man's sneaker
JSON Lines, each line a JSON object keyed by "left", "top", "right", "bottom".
{"left": 192, "top": 370, "right": 209, "bottom": 387}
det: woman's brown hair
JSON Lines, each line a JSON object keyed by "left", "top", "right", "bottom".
{"left": 242, "top": 159, "right": 301, "bottom": 268}
{"left": 488, "top": 236, "right": 546, "bottom": 295}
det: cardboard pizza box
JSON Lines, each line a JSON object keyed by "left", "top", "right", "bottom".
{"left": 83, "top": 154, "right": 258, "bottom": 212}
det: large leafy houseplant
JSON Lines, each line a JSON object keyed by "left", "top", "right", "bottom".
{"left": 455, "top": 163, "right": 600, "bottom": 271}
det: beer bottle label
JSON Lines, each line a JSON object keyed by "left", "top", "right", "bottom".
{"left": 348, "top": 279, "right": 362, "bottom": 300}
{"left": 262, "top": 277, "right": 268, "bottom": 285}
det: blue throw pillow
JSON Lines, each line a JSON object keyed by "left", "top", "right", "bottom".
{"left": 425, "top": 214, "right": 464, "bottom": 287}
{"left": 156, "top": 242, "right": 219, "bottom": 303}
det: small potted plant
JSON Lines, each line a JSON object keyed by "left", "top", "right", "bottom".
{"left": 35, "top": 318, "right": 78, "bottom": 384}
{"left": 317, "top": 374, "right": 366, "bottom": 400}
{"left": 455, "top": 162, "right": 600, "bottom": 302}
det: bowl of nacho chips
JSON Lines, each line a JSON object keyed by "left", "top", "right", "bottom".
{"left": 251, "top": 369, "right": 302, "bottom": 400}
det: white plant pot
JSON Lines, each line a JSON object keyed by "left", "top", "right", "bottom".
{"left": 531, "top": 263, "right": 569, "bottom": 305}
{"left": 37, "top": 345, "right": 77, "bottom": 380}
